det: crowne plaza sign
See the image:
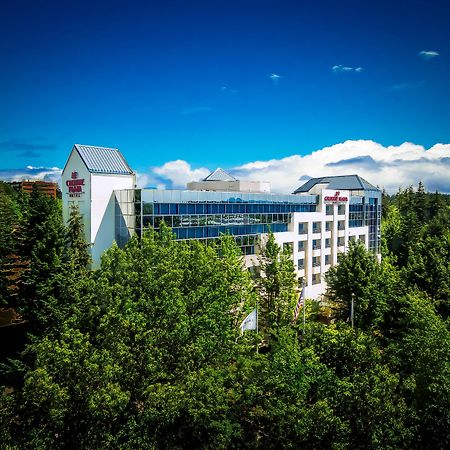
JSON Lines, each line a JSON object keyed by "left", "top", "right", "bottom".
{"left": 66, "top": 171, "right": 85, "bottom": 197}
{"left": 324, "top": 191, "right": 348, "bottom": 203}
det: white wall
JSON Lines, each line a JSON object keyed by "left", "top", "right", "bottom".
{"left": 270, "top": 190, "right": 372, "bottom": 299}
{"left": 61, "top": 148, "right": 92, "bottom": 244}
{"left": 90, "top": 173, "right": 135, "bottom": 243}
{"left": 90, "top": 173, "right": 135, "bottom": 267}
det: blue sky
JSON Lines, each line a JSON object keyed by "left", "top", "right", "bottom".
{"left": 1, "top": 0, "right": 449, "bottom": 191}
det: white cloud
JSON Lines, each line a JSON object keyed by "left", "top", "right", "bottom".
{"left": 0, "top": 166, "right": 62, "bottom": 184}
{"left": 150, "top": 160, "right": 210, "bottom": 189}
{"left": 234, "top": 140, "right": 450, "bottom": 193}
{"left": 418, "top": 50, "right": 439, "bottom": 60}
{"left": 332, "top": 65, "right": 364, "bottom": 74}
{"left": 269, "top": 73, "right": 282, "bottom": 84}
{"left": 142, "top": 140, "right": 450, "bottom": 194}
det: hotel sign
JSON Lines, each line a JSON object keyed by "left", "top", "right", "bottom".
{"left": 66, "top": 171, "right": 85, "bottom": 197}
{"left": 324, "top": 191, "right": 348, "bottom": 203}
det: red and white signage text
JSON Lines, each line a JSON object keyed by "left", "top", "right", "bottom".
{"left": 324, "top": 191, "right": 348, "bottom": 203}
{"left": 66, "top": 171, "right": 85, "bottom": 197}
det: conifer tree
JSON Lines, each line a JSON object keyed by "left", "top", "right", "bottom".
{"left": 19, "top": 189, "right": 67, "bottom": 335}
{"left": 0, "top": 193, "right": 29, "bottom": 309}
{"left": 254, "top": 232, "right": 298, "bottom": 337}
{"left": 66, "top": 204, "right": 90, "bottom": 272}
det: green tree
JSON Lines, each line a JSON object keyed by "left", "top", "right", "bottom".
{"left": 325, "top": 240, "right": 406, "bottom": 336}
{"left": 1, "top": 226, "right": 256, "bottom": 449}
{"left": 17, "top": 189, "right": 67, "bottom": 336}
{"left": 0, "top": 192, "right": 27, "bottom": 308}
{"left": 254, "top": 233, "right": 298, "bottom": 337}
{"left": 384, "top": 292, "right": 450, "bottom": 449}
{"left": 406, "top": 233, "right": 450, "bottom": 318}
{"left": 303, "top": 323, "right": 412, "bottom": 449}
{"left": 65, "top": 204, "right": 90, "bottom": 272}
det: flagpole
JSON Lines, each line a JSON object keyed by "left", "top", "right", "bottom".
{"left": 302, "top": 281, "right": 306, "bottom": 335}
{"left": 350, "top": 292, "right": 354, "bottom": 329}
{"left": 256, "top": 296, "right": 259, "bottom": 354}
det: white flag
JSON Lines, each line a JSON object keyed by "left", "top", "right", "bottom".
{"left": 240, "top": 308, "right": 257, "bottom": 334}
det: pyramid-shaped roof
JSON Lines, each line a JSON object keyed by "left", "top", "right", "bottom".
{"left": 202, "top": 168, "right": 238, "bottom": 182}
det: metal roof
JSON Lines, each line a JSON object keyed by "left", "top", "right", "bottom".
{"left": 202, "top": 168, "right": 238, "bottom": 182}
{"left": 74, "top": 144, "right": 133, "bottom": 175}
{"left": 293, "top": 174, "right": 379, "bottom": 194}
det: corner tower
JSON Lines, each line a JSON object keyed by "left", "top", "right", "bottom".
{"left": 61, "top": 144, "right": 135, "bottom": 266}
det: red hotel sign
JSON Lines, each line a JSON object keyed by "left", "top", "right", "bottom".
{"left": 324, "top": 191, "right": 348, "bottom": 203}
{"left": 66, "top": 171, "right": 85, "bottom": 197}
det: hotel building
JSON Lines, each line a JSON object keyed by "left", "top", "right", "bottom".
{"left": 62, "top": 145, "right": 381, "bottom": 299}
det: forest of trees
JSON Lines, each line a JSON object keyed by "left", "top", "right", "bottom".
{"left": 0, "top": 181, "right": 449, "bottom": 449}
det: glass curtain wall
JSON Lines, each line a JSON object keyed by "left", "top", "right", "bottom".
{"left": 348, "top": 191, "right": 382, "bottom": 253}
{"left": 116, "top": 189, "right": 317, "bottom": 255}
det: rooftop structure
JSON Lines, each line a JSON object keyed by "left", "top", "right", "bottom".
{"left": 188, "top": 167, "right": 271, "bottom": 193}
{"left": 293, "top": 174, "right": 378, "bottom": 194}
{"left": 202, "top": 168, "right": 238, "bottom": 182}
{"left": 62, "top": 144, "right": 136, "bottom": 264}
{"left": 67, "top": 144, "right": 133, "bottom": 175}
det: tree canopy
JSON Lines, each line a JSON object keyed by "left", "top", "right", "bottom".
{"left": 1, "top": 182, "right": 450, "bottom": 449}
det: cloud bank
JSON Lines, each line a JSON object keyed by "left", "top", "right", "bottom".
{"left": 0, "top": 166, "right": 62, "bottom": 183}
{"left": 2, "top": 141, "right": 449, "bottom": 194}
{"left": 140, "top": 140, "right": 450, "bottom": 194}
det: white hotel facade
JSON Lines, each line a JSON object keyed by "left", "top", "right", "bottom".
{"left": 62, "top": 145, "right": 382, "bottom": 299}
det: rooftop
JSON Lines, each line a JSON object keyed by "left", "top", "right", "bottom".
{"left": 73, "top": 144, "right": 133, "bottom": 175}
{"left": 293, "top": 174, "right": 379, "bottom": 194}
{"left": 202, "top": 168, "right": 238, "bottom": 182}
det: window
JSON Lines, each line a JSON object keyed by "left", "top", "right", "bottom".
{"left": 325, "top": 221, "right": 332, "bottom": 231}
{"left": 338, "top": 204, "right": 346, "bottom": 215}
{"left": 325, "top": 254, "right": 331, "bottom": 266}
{"left": 312, "top": 256, "right": 321, "bottom": 267}
{"left": 326, "top": 205, "right": 333, "bottom": 216}
{"left": 297, "top": 258, "right": 304, "bottom": 270}
{"left": 312, "top": 221, "right": 321, "bottom": 233}
{"left": 338, "top": 220, "right": 345, "bottom": 230}
{"left": 298, "top": 222, "right": 308, "bottom": 234}
{"left": 298, "top": 241, "right": 305, "bottom": 251}
{"left": 338, "top": 236, "right": 345, "bottom": 246}
{"left": 312, "top": 239, "right": 321, "bottom": 250}
{"left": 312, "top": 273, "right": 321, "bottom": 285}
{"left": 325, "top": 238, "right": 331, "bottom": 248}
{"left": 359, "top": 234, "right": 366, "bottom": 243}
